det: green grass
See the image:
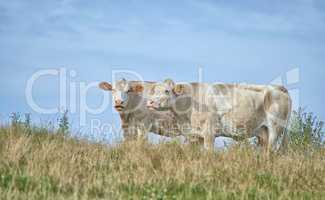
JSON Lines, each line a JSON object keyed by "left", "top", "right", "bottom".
{"left": 0, "top": 124, "right": 324, "bottom": 200}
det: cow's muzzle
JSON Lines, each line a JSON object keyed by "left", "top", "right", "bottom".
{"left": 114, "top": 105, "right": 125, "bottom": 111}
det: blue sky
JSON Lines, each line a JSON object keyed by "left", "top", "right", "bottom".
{"left": 0, "top": 0, "right": 324, "bottom": 140}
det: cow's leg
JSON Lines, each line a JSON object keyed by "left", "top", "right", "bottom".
{"left": 200, "top": 117, "right": 216, "bottom": 151}
{"left": 277, "top": 125, "right": 288, "bottom": 152}
{"left": 137, "top": 130, "right": 147, "bottom": 141}
{"left": 267, "top": 123, "right": 278, "bottom": 154}
{"left": 256, "top": 126, "right": 268, "bottom": 152}
{"left": 136, "top": 124, "right": 149, "bottom": 142}
{"left": 203, "top": 135, "right": 215, "bottom": 151}
{"left": 271, "top": 124, "right": 288, "bottom": 152}
{"left": 123, "top": 126, "right": 137, "bottom": 142}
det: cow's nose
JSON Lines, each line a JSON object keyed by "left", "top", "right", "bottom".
{"left": 115, "top": 100, "right": 123, "bottom": 105}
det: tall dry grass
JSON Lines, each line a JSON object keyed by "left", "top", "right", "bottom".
{"left": 0, "top": 123, "right": 324, "bottom": 200}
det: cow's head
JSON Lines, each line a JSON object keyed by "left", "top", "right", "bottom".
{"left": 99, "top": 79, "right": 144, "bottom": 112}
{"left": 146, "top": 79, "right": 188, "bottom": 111}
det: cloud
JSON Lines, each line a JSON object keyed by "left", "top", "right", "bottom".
{"left": 0, "top": 0, "right": 84, "bottom": 37}
{"left": 188, "top": 0, "right": 325, "bottom": 40}
{"left": 1, "top": 0, "right": 324, "bottom": 65}
{"left": 1, "top": 0, "right": 324, "bottom": 39}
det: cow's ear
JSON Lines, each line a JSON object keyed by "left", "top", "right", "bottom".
{"left": 99, "top": 82, "right": 113, "bottom": 91}
{"left": 173, "top": 84, "right": 185, "bottom": 95}
{"left": 133, "top": 84, "right": 144, "bottom": 93}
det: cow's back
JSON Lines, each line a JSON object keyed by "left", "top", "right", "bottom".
{"left": 186, "top": 83, "right": 290, "bottom": 137}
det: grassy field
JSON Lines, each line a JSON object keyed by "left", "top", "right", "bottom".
{"left": 0, "top": 124, "right": 324, "bottom": 200}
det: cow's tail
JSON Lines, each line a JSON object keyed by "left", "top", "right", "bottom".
{"left": 279, "top": 115, "right": 291, "bottom": 153}
{"left": 279, "top": 120, "right": 289, "bottom": 152}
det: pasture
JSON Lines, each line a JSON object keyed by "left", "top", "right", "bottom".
{"left": 0, "top": 111, "right": 324, "bottom": 200}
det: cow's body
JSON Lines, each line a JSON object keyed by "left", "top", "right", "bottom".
{"left": 147, "top": 81, "right": 292, "bottom": 151}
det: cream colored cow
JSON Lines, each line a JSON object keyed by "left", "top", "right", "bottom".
{"left": 99, "top": 79, "right": 181, "bottom": 141}
{"left": 146, "top": 79, "right": 292, "bottom": 152}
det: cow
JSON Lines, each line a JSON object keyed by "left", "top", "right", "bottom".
{"left": 99, "top": 79, "right": 182, "bottom": 141}
{"left": 146, "top": 79, "right": 292, "bottom": 152}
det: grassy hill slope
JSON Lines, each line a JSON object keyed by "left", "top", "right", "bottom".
{"left": 0, "top": 124, "right": 324, "bottom": 200}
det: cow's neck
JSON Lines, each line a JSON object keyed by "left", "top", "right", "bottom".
{"left": 171, "top": 96, "right": 192, "bottom": 123}
{"left": 124, "top": 94, "right": 147, "bottom": 120}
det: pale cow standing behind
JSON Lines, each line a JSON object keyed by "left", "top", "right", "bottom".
{"left": 99, "top": 79, "right": 182, "bottom": 141}
{"left": 146, "top": 79, "right": 292, "bottom": 152}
